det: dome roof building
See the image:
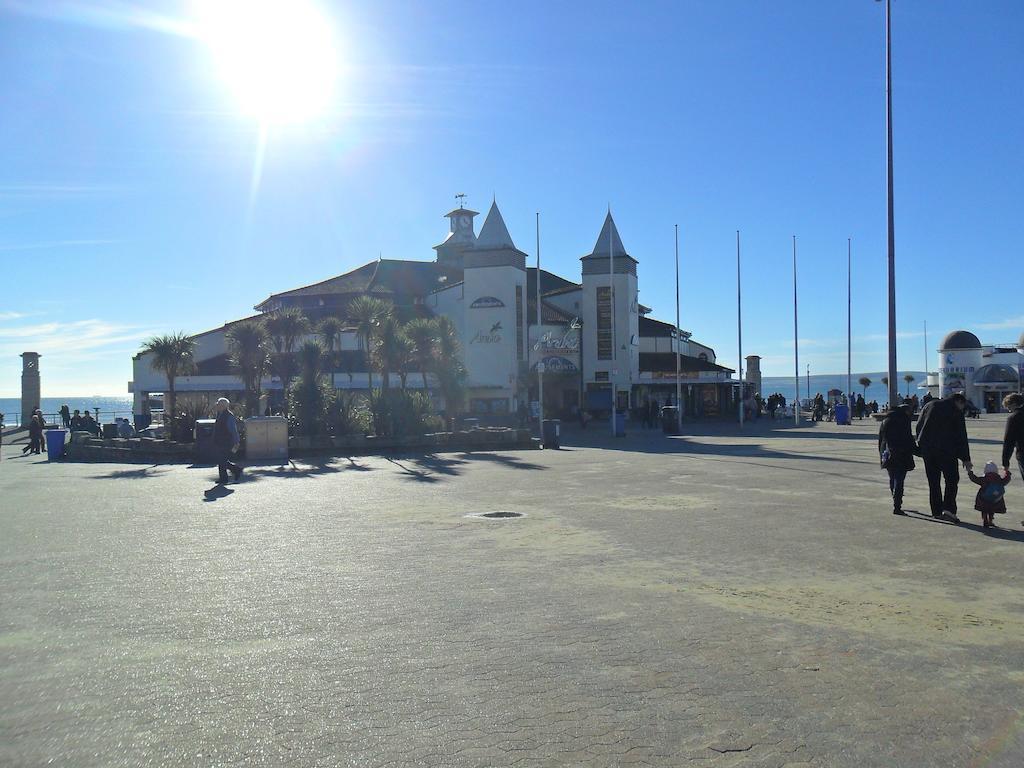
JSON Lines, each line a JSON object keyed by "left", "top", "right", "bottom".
{"left": 940, "top": 330, "right": 982, "bottom": 351}
{"left": 973, "top": 364, "right": 1019, "bottom": 385}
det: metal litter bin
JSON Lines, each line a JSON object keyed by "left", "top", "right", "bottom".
{"left": 194, "top": 418, "right": 218, "bottom": 463}
{"left": 661, "top": 406, "right": 680, "bottom": 435}
{"left": 542, "top": 419, "right": 560, "bottom": 449}
{"left": 45, "top": 429, "right": 67, "bottom": 461}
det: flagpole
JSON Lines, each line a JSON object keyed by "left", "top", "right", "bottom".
{"left": 609, "top": 209, "right": 616, "bottom": 437}
{"left": 884, "top": 0, "right": 899, "bottom": 411}
{"left": 674, "top": 224, "right": 682, "bottom": 433}
{"left": 737, "top": 230, "right": 744, "bottom": 429}
{"left": 536, "top": 211, "right": 543, "bottom": 438}
{"left": 793, "top": 235, "right": 800, "bottom": 425}
{"left": 847, "top": 237, "right": 852, "bottom": 408}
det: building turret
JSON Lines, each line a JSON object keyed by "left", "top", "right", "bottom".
{"left": 462, "top": 200, "right": 528, "bottom": 411}
{"left": 434, "top": 203, "right": 478, "bottom": 268}
{"left": 580, "top": 211, "right": 639, "bottom": 412}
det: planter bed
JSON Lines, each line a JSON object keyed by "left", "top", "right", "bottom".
{"left": 60, "top": 428, "right": 537, "bottom": 463}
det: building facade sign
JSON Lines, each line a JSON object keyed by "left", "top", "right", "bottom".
{"left": 529, "top": 325, "right": 581, "bottom": 373}
{"left": 470, "top": 296, "right": 505, "bottom": 309}
{"left": 470, "top": 321, "right": 503, "bottom": 345}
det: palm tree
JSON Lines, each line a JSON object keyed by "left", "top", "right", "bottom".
{"left": 858, "top": 376, "right": 872, "bottom": 398}
{"left": 433, "top": 315, "right": 466, "bottom": 425}
{"left": 404, "top": 317, "right": 438, "bottom": 390}
{"left": 395, "top": 333, "right": 415, "bottom": 390}
{"left": 347, "top": 296, "right": 391, "bottom": 387}
{"left": 227, "top": 319, "right": 271, "bottom": 416}
{"left": 903, "top": 373, "right": 915, "bottom": 396}
{"left": 291, "top": 339, "right": 330, "bottom": 435}
{"left": 140, "top": 332, "right": 196, "bottom": 420}
{"left": 265, "top": 308, "right": 310, "bottom": 414}
{"left": 317, "top": 316, "right": 345, "bottom": 378}
{"left": 373, "top": 315, "right": 409, "bottom": 391}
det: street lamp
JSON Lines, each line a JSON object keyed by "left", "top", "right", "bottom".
{"left": 806, "top": 364, "right": 810, "bottom": 404}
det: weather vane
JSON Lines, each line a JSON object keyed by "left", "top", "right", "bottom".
{"left": 455, "top": 193, "right": 467, "bottom": 209}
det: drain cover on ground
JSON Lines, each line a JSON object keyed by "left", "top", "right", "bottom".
{"left": 465, "top": 511, "right": 526, "bottom": 520}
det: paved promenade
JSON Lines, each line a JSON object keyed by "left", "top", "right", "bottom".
{"left": 2, "top": 416, "right": 1023, "bottom": 767}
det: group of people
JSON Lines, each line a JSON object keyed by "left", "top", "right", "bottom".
{"left": 878, "top": 392, "right": 1024, "bottom": 527}
{"left": 15, "top": 406, "right": 139, "bottom": 458}
{"left": 639, "top": 397, "right": 670, "bottom": 428}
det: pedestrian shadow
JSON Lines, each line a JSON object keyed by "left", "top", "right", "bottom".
{"left": 903, "top": 511, "right": 1024, "bottom": 541}
{"left": 203, "top": 485, "right": 234, "bottom": 502}
{"left": 90, "top": 464, "right": 167, "bottom": 480}
{"left": 242, "top": 458, "right": 351, "bottom": 480}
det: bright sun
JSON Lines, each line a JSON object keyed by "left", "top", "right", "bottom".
{"left": 195, "top": 0, "right": 339, "bottom": 124}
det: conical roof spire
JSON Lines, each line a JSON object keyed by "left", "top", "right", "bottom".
{"left": 475, "top": 200, "right": 516, "bottom": 250}
{"left": 589, "top": 211, "right": 628, "bottom": 258}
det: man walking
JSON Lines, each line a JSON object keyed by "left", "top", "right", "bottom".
{"left": 213, "top": 397, "right": 243, "bottom": 484}
{"left": 1001, "top": 393, "right": 1024, "bottom": 482}
{"left": 916, "top": 392, "right": 972, "bottom": 523}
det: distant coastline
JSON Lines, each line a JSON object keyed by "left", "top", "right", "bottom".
{"left": 760, "top": 371, "right": 928, "bottom": 403}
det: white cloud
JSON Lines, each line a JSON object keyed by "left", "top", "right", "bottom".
{"left": 0, "top": 318, "right": 153, "bottom": 355}
{"left": 0, "top": 1, "right": 194, "bottom": 37}
{"left": 975, "top": 315, "right": 1024, "bottom": 331}
{"left": 0, "top": 239, "right": 118, "bottom": 252}
{"left": 0, "top": 317, "right": 156, "bottom": 396}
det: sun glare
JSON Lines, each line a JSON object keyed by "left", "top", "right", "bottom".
{"left": 195, "top": 0, "right": 339, "bottom": 124}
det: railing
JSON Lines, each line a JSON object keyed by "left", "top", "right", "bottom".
{"left": 2, "top": 410, "right": 140, "bottom": 429}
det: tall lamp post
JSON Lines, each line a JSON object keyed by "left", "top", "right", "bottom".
{"left": 880, "top": 0, "right": 899, "bottom": 410}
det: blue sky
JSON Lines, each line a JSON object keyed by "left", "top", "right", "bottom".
{"left": 1, "top": 0, "right": 1022, "bottom": 396}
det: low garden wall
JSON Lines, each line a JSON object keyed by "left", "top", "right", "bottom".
{"left": 63, "top": 427, "right": 537, "bottom": 464}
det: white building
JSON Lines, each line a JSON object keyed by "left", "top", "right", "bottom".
{"left": 936, "top": 329, "right": 1024, "bottom": 412}
{"left": 131, "top": 200, "right": 740, "bottom": 421}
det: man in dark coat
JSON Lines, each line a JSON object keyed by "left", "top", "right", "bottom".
{"left": 213, "top": 397, "right": 243, "bottom": 484}
{"left": 916, "top": 393, "right": 972, "bottom": 523}
{"left": 1002, "top": 393, "right": 1024, "bottom": 480}
{"left": 879, "top": 399, "right": 916, "bottom": 515}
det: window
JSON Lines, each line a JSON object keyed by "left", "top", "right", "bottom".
{"left": 597, "top": 286, "right": 614, "bottom": 360}
{"left": 516, "top": 285, "right": 524, "bottom": 361}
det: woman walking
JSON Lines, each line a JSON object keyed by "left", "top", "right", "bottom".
{"left": 1002, "top": 393, "right": 1024, "bottom": 480}
{"left": 879, "top": 398, "right": 917, "bottom": 515}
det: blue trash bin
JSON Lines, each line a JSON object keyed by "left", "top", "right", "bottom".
{"left": 45, "top": 429, "right": 67, "bottom": 461}
{"left": 613, "top": 411, "right": 626, "bottom": 437}
{"left": 835, "top": 404, "right": 850, "bottom": 425}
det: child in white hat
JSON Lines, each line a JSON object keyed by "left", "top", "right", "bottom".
{"left": 967, "top": 461, "right": 1012, "bottom": 528}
